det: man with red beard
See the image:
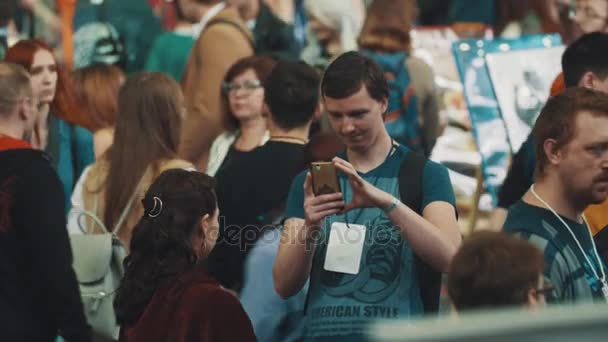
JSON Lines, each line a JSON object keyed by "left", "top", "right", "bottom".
{"left": 503, "top": 87, "right": 608, "bottom": 304}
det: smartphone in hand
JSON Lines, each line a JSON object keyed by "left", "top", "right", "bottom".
{"left": 310, "top": 161, "right": 341, "bottom": 196}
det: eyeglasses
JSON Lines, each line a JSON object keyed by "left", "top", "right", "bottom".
{"left": 223, "top": 79, "right": 262, "bottom": 95}
{"left": 534, "top": 285, "right": 555, "bottom": 299}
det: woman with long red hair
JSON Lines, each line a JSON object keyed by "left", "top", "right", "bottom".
{"left": 4, "top": 39, "right": 95, "bottom": 213}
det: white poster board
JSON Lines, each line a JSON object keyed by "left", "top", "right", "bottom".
{"left": 486, "top": 46, "right": 565, "bottom": 152}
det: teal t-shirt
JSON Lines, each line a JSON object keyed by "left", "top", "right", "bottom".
{"left": 284, "top": 144, "right": 455, "bottom": 341}
{"left": 144, "top": 31, "right": 195, "bottom": 81}
{"left": 504, "top": 201, "right": 608, "bottom": 303}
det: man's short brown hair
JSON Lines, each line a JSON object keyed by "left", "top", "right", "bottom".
{"left": 448, "top": 231, "right": 544, "bottom": 311}
{"left": 534, "top": 87, "right": 608, "bottom": 176}
{"left": 0, "top": 63, "right": 32, "bottom": 117}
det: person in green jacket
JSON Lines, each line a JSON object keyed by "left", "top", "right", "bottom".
{"left": 145, "top": 0, "right": 198, "bottom": 81}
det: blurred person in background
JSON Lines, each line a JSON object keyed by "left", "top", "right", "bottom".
{"left": 114, "top": 169, "right": 256, "bottom": 342}
{"left": 300, "top": 0, "right": 365, "bottom": 70}
{"left": 18, "top": 0, "right": 62, "bottom": 47}
{"left": 448, "top": 231, "right": 550, "bottom": 312}
{"left": 73, "top": 0, "right": 162, "bottom": 73}
{"left": 72, "top": 63, "right": 124, "bottom": 158}
{"left": 180, "top": 0, "right": 254, "bottom": 171}
{"left": 573, "top": 0, "right": 608, "bottom": 34}
{"left": 237, "top": 60, "right": 321, "bottom": 342}
{"left": 227, "top": 0, "right": 299, "bottom": 60}
{"left": 67, "top": 72, "right": 194, "bottom": 248}
{"left": 145, "top": 0, "right": 197, "bottom": 81}
{"left": 4, "top": 39, "right": 95, "bottom": 213}
{"left": 0, "top": 62, "right": 92, "bottom": 342}
{"left": 264, "top": 0, "right": 294, "bottom": 23}
{"left": 206, "top": 55, "right": 275, "bottom": 176}
{"left": 358, "top": 0, "right": 440, "bottom": 156}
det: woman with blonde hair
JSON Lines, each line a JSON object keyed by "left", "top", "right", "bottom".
{"left": 359, "top": 0, "right": 440, "bottom": 155}
{"left": 68, "top": 72, "right": 194, "bottom": 247}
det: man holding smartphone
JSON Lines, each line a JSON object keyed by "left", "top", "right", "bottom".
{"left": 273, "top": 51, "right": 460, "bottom": 341}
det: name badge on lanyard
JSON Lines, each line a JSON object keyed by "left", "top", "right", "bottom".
{"left": 323, "top": 222, "right": 366, "bottom": 275}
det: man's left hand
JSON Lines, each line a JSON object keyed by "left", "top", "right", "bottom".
{"left": 332, "top": 157, "right": 393, "bottom": 213}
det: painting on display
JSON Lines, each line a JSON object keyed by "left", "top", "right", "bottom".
{"left": 486, "top": 45, "right": 565, "bottom": 152}
{"left": 453, "top": 34, "right": 563, "bottom": 205}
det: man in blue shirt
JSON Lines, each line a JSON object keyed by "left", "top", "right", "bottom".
{"left": 273, "top": 51, "right": 461, "bottom": 341}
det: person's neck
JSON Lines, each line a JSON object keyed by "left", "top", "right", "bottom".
{"left": 0, "top": 119, "right": 25, "bottom": 140}
{"left": 38, "top": 103, "right": 50, "bottom": 124}
{"left": 237, "top": 0, "right": 260, "bottom": 22}
{"left": 347, "top": 132, "right": 393, "bottom": 173}
{"left": 234, "top": 116, "right": 266, "bottom": 150}
{"left": 197, "top": 2, "right": 222, "bottom": 21}
{"left": 268, "top": 121, "right": 311, "bottom": 145}
{"left": 525, "top": 175, "right": 585, "bottom": 223}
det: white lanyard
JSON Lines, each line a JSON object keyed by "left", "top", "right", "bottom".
{"left": 530, "top": 185, "right": 608, "bottom": 302}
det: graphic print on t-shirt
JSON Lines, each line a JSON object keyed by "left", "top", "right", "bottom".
{"left": 321, "top": 215, "right": 403, "bottom": 304}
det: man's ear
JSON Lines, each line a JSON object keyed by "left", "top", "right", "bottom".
{"left": 543, "top": 138, "right": 563, "bottom": 166}
{"left": 580, "top": 71, "right": 597, "bottom": 89}
{"left": 313, "top": 102, "right": 324, "bottom": 121}
{"left": 380, "top": 96, "right": 388, "bottom": 116}
{"left": 200, "top": 213, "right": 210, "bottom": 236}
{"left": 18, "top": 98, "right": 32, "bottom": 123}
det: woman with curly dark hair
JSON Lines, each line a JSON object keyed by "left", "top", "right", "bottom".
{"left": 114, "top": 169, "right": 256, "bottom": 342}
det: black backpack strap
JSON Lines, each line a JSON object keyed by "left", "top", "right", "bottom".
{"left": 399, "top": 151, "right": 442, "bottom": 314}
{"left": 399, "top": 151, "right": 425, "bottom": 213}
{"left": 205, "top": 18, "right": 255, "bottom": 51}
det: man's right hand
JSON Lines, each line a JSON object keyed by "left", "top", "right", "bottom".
{"left": 303, "top": 172, "right": 344, "bottom": 231}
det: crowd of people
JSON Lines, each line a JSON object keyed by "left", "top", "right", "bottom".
{"left": 1, "top": 0, "right": 608, "bottom": 341}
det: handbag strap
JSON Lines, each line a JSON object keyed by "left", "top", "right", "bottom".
{"left": 111, "top": 181, "right": 141, "bottom": 235}
{"left": 76, "top": 170, "right": 147, "bottom": 236}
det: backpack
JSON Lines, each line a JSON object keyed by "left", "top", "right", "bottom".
{"left": 68, "top": 185, "right": 140, "bottom": 339}
{"left": 362, "top": 50, "right": 423, "bottom": 152}
{"left": 398, "top": 151, "right": 445, "bottom": 314}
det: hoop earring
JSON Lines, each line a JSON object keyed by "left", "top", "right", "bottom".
{"left": 148, "top": 196, "right": 163, "bottom": 218}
